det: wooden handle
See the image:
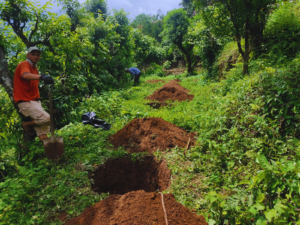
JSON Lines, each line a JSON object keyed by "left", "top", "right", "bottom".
{"left": 48, "top": 89, "right": 54, "bottom": 138}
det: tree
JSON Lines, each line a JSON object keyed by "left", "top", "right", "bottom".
{"left": 180, "top": 0, "right": 196, "bottom": 17}
{"left": 0, "top": 0, "right": 53, "bottom": 49}
{"left": 132, "top": 30, "right": 166, "bottom": 70}
{"left": 195, "top": 0, "right": 276, "bottom": 74}
{"left": 161, "top": 9, "right": 194, "bottom": 73}
{"left": 131, "top": 11, "right": 164, "bottom": 42}
{"left": 85, "top": 0, "right": 108, "bottom": 20}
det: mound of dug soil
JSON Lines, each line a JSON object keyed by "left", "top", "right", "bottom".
{"left": 109, "top": 118, "right": 196, "bottom": 153}
{"left": 146, "top": 79, "right": 165, "bottom": 84}
{"left": 64, "top": 190, "right": 207, "bottom": 225}
{"left": 146, "top": 80, "right": 194, "bottom": 106}
{"left": 90, "top": 156, "right": 170, "bottom": 194}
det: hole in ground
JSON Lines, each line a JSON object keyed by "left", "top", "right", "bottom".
{"left": 89, "top": 156, "right": 171, "bottom": 195}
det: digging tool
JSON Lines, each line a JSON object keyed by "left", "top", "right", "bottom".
{"left": 43, "top": 87, "right": 64, "bottom": 160}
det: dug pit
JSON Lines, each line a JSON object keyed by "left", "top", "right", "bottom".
{"left": 64, "top": 190, "right": 208, "bottom": 225}
{"left": 109, "top": 117, "right": 196, "bottom": 153}
{"left": 90, "top": 156, "right": 171, "bottom": 194}
{"left": 146, "top": 80, "right": 194, "bottom": 108}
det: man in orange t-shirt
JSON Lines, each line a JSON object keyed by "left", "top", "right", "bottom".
{"left": 13, "top": 46, "right": 54, "bottom": 142}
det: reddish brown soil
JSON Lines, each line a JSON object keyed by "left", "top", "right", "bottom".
{"left": 90, "top": 156, "right": 171, "bottom": 194}
{"left": 64, "top": 190, "right": 207, "bottom": 225}
{"left": 58, "top": 212, "right": 68, "bottom": 222}
{"left": 109, "top": 118, "right": 196, "bottom": 153}
{"left": 146, "top": 80, "right": 194, "bottom": 105}
{"left": 48, "top": 211, "right": 68, "bottom": 223}
{"left": 146, "top": 79, "right": 165, "bottom": 84}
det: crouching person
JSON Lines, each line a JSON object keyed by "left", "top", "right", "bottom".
{"left": 13, "top": 47, "right": 54, "bottom": 142}
{"left": 125, "top": 67, "right": 141, "bottom": 85}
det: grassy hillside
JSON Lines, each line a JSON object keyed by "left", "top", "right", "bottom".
{"left": 1, "top": 55, "right": 300, "bottom": 224}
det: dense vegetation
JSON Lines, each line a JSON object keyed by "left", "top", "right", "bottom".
{"left": 1, "top": 0, "right": 300, "bottom": 224}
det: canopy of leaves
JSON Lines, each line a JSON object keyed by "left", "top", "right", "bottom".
{"left": 130, "top": 11, "right": 164, "bottom": 43}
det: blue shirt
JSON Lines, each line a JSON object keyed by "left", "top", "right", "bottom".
{"left": 128, "top": 67, "right": 140, "bottom": 79}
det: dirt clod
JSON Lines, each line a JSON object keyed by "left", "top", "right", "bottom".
{"left": 64, "top": 190, "right": 208, "bottom": 225}
{"left": 146, "top": 80, "right": 194, "bottom": 108}
{"left": 90, "top": 156, "right": 171, "bottom": 194}
{"left": 109, "top": 117, "right": 196, "bottom": 153}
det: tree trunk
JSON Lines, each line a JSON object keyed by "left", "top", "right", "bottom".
{"left": 243, "top": 17, "right": 250, "bottom": 75}
{"left": 186, "top": 53, "right": 193, "bottom": 74}
{"left": 0, "top": 45, "right": 33, "bottom": 160}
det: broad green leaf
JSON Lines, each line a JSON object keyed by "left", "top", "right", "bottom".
{"left": 258, "top": 155, "right": 273, "bottom": 171}
{"left": 256, "top": 193, "right": 265, "bottom": 203}
{"left": 208, "top": 219, "right": 216, "bottom": 225}
{"left": 239, "top": 180, "right": 250, "bottom": 185}
{"left": 264, "top": 209, "right": 277, "bottom": 222}
{"left": 253, "top": 202, "right": 265, "bottom": 211}
{"left": 249, "top": 206, "right": 258, "bottom": 215}
{"left": 256, "top": 216, "right": 267, "bottom": 225}
{"left": 274, "top": 203, "right": 288, "bottom": 214}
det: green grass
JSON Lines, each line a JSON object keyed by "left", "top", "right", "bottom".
{"left": 1, "top": 60, "right": 300, "bottom": 224}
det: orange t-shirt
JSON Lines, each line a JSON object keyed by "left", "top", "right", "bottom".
{"left": 13, "top": 61, "right": 40, "bottom": 103}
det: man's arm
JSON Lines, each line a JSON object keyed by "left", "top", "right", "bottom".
{"left": 23, "top": 73, "right": 54, "bottom": 84}
{"left": 22, "top": 73, "right": 41, "bottom": 80}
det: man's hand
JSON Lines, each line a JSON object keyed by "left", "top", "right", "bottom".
{"left": 40, "top": 75, "right": 54, "bottom": 85}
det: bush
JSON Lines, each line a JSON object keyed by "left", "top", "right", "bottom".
{"left": 257, "top": 2, "right": 300, "bottom": 62}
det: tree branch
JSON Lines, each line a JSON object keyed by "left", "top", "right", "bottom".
{"left": 29, "top": 14, "right": 40, "bottom": 43}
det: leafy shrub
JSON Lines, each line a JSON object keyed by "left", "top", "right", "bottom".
{"left": 258, "top": 2, "right": 300, "bottom": 62}
{"left": 213, "top": 41, "right": 241, "bottom": 78}
{"left": 70, "top": 91, "right": 124, "bottom": 123}
{"left": 144, "top": 63, "right": 165, "bottom": 77}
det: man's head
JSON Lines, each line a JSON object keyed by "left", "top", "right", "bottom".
{"left": 125, "top": 68, "right": 129, "bottom": 73}
{"left": 27, "top": 47, "right": 41, "bottom": 64}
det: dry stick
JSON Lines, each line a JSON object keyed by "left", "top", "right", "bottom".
{"left": 160, "top": 192, "right": 168, "bottom": 225}
{"left": 184, "top": 137, "right": 191, "bottom": 156}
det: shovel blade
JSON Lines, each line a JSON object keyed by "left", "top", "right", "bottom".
{"left": 43, "top": 136, "right": 64, "bottom": 160}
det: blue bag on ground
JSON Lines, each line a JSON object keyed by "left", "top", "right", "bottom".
{"left": 82, "top": 112, "right": 111, "bottom": 131}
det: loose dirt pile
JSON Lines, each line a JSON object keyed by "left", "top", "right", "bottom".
{"left": 146, "top": 79, "right": 165, "bottom": 84}
{"left": 146, "top": 80, "right": 194, "bottom": 108}
{"left": 90, "top": 156, "right": 171, "bottom": 194}
{"left": 109, "top": 117, "right": 196, "bottom": 153}
{"left": 64, "top": 190, "right": 208, "bottom": 225}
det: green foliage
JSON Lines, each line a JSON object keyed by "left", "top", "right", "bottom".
{"left": 258, "top": 2, "right": 300, "bottom": 63}
{"left": 132, "top": 29, "right": 166, "bottom": 69}
{"left": 213, "top": 41, "right": 241, "bottom": 78}
{"left": 162, "top": 9, "right": 194, "bottom": 73}
{"left": 0, "top": 1, "right": 134, "bottom": 128}
{"left": 180, "top": 0, "right": 195, "bottom": 18}
{"left": 189, "top": 16, "right": 228, "bottom": 78}
{"left": 144, "top": 63, "right": 165, "bottom": 77}
{"left": 130, "top": 11, "right": 164, "bottom": 43}
{"left": 85, "top": 0, "right": 108, "bottom": 20}
{"left": 0, "top": 88, "right": 19, "bottom": 180}
{"left": 2, "top": 1, "right": 300, "bottom": 225}
{"left": 195, "top": 0, "right": 277, "bottom": 74}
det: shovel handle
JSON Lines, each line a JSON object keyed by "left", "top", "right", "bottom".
{"left": 48, "top": 88, "right": 55, "bottom": 138}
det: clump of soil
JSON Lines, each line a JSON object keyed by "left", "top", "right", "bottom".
{"left": 109, "top": 117, "right": 196, "bottom": 153}
{"left": 146, "top": 80, "right": 194, "bottom": 107}
{"left": 64, "top": 190, "right": 208, "bottom": 225}
{"left": 90, "top": 156, "right": 171, "bottom": 194}
{"left": 146, "top": 79, "right": 165, "bottom": 84}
